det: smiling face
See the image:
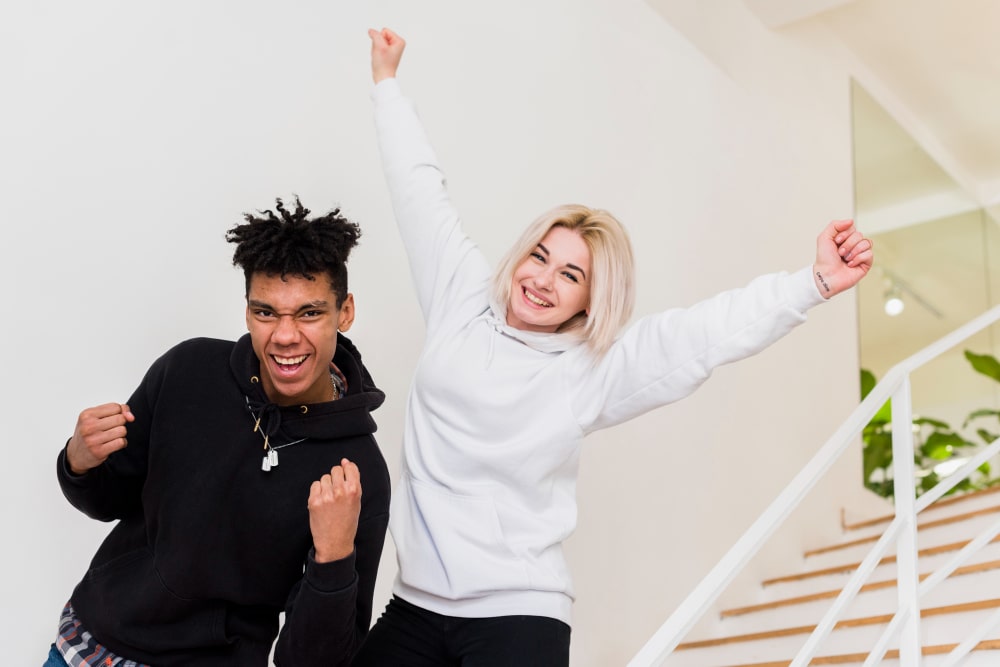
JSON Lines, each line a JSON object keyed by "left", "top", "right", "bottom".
{"left": 246, "top": 272, "right": 354, "bottom": 406}
{"left": 506, "top": 226, "right": 592, "bottom": 333}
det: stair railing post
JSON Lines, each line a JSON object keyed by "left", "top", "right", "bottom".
{"left": 891, "top": 375, "right": 922, "bottom": 665}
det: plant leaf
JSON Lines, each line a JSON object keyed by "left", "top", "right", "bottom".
{"left": 978, "top": 429, "right": 999, "bottom": 444}
{"left": 914, "top": 416, "right": 951, "bottom": 429}
{"left": 860, "top": 369, "right": 877, "bottom": 399}
{"left": 922, "top": 442, "right": 953, "bottom": 461}
{"left": 863, "top": 432, "right": 894, "bottom": 481}
{"left": 965, "top": 350, "right": 1000, "bottom": 383}
{"left": 964, "top": 409, "right": 1000, "bottom": 428}
{"left": 922, "top": 431, "right": 975, "bottom": 457}
{"left": 861, "top": 369, "right": 892, "bottom": 422}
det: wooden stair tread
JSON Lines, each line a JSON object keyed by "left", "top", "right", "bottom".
{"left": 721, "top": 560, "right": 1000, "bottom": 618}
{"left": 676, "top": 598, "right": 1000, "bottom": 650}
{"left": 841, "top": 485, "right": 1000, "bottom": 532}
{"left": 764, "top": 535, "right": 1000, "bottom": 587}
{"left": 683, "top": 481, "right": 1000, "bottom": 664}
{"left": 804, "top": 504, "right": 1000, "bottom": 558}
{"left": 721, "top": 639, "right": 1000, "bottom": 667}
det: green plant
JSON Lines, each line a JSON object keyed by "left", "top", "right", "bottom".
{"left": 861, "top": 350, "right": 1000, "bottom": 499}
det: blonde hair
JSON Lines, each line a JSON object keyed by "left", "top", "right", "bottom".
{"left": 492, "top": 204, "right": 636, "bottom": 357}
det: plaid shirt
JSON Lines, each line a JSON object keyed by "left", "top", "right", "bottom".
{"left": 56, "top": 602, "right": 148, "bottom": 667}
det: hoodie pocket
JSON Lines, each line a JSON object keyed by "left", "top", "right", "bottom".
{"left": 393, "top": 475, "right": 531, "bottom": 599}
{"left": 73, "top": 546, "right": 230, "bottom": 653}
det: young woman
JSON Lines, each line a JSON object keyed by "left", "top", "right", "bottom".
{"left": 358, "top": 28, "right": 873, "bottom": 666}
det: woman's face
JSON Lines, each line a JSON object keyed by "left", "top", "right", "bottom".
{"left": 506, "top": 226, "right": 591, "bottom": 333}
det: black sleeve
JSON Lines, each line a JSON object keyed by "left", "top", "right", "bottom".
{"left": 272, "top": 509, "right": 389, "bottom": 667}
{"left": 55, "top": 354, "right": 161, "bottom": 521}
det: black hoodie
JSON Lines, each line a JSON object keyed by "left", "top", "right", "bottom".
{"left": 57, "top": 333, "right": 389, "bottom": 666}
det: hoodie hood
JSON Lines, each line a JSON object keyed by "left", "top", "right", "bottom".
{"left": 230, "top": 332, "right": 385, "bottom": 443}
{"left": 484, "top": 297, "right": 584, "bottom": 355}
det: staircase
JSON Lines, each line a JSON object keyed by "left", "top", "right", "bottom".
{"left": 629, "top": 305, "right": 1000, "bottom": 666}
{"left": 661, "top": 486, "right": 1000, "bottom": 666}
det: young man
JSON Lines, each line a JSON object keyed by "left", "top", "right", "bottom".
{"left": 47, "top": 198, "right": 389, "bottom": 667}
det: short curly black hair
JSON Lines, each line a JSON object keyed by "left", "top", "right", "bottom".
{"left": 227, "top": 196, "right": 361, "bottom": 306}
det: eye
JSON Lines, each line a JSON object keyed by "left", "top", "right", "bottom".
{"left": 252, "top": 308, "right": 276, "bottom": 320}
{"left": 300, "top": 310, "right": 325, "bottom": 320}
{"left": 530, "top": 251, "right": 545, "bottom": 263}
{"left": 562, "top": 271, "right": 580, "bottom": 284}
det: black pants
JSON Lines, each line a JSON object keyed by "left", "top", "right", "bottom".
{"left": 352, "top": 596, "right": 571, "bottom": 667}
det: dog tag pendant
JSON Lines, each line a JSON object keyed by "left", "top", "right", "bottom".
{"left": 262, "top": 455, "right": 272, "bottom": 472}
{"left": 268, "top": 449, "right": 279, "bottom": 467}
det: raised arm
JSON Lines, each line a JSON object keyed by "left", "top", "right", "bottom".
{"left": 574, "top": 220, "right": 874, "bottom": 431}
{"left": 367, "top": 28, "right": 493, "bottom": 325}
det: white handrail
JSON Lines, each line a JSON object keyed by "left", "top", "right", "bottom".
{"left": 629, "top": 303, "right": 1000, "bottom": 666}
{"left": 626, "top": 378, "right": 896, "bottom": 666}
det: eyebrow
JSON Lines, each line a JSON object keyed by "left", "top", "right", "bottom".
{"left": 247, "top": 299, "right": 330, "bottom": 313}
{"left": 537, "top": 243, "right": 587, "bottom": 280}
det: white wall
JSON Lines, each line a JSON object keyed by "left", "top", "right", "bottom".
{"left": 1, "top": 1, "right": 882, "bottom": 664}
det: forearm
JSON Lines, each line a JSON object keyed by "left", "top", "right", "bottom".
{"left": 372, "top": 79, "right": 489, "bottom": 316}
{"left": 372, "top": 78, "right": 460, "bottom": 249}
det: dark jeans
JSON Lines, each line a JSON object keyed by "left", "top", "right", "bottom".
{"left": 353, "top": 596, "right": 571, "bottom": 667}
{"left": 43, "top": 645, "right": 67, "bottom": 666}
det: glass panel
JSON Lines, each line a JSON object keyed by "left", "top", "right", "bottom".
{"left": 852, "top": 80, "right": 1000, "bottom": 495}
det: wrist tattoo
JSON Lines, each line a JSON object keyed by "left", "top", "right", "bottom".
{"left": 816, "top": 271, "right": 831, "bottom": 293}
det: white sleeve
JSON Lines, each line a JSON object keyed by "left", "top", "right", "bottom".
{"left": 371, "top": 79, "right": 491, "bottom": 325}
{"left": 571, "top": 266, "right": 826, "bottom": 432}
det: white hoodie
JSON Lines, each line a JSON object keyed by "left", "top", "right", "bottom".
{"left": 372, "top": 78, "right": 827, "bottom": 624}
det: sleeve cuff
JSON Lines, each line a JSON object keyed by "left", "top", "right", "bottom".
{"left": 303, "top": 547, "right": 358, "bottom": 593}
{"left": 57, "top": 442, "right": 89, "bottom": 483}
{"left": 371, "top": 77, "right": 403, "bottom": 103}
{"left": 790, "top": 265, "right": 828, "bottom": 311}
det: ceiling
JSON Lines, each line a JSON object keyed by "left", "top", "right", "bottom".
{"left": 746, "top": 0, "right": 1000, "bottom": 219}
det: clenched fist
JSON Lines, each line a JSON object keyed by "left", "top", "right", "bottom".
{"left": 308, "top": 458, "right": 362, "bottom": 563}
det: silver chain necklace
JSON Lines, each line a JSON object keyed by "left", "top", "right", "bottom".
{"left": 246, "top": 373, "right": 341, "bottom": 472}
{"left": 245, "top": 397, "right": 306, "bottom": 472}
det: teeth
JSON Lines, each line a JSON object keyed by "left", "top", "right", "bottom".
{"left": 275, "top": 355, "right": 307, "bottom": 366}
{"left": 524, "top": 289, "right": 552, "bottom": 307}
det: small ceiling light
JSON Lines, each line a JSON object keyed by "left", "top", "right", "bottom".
{"left": 884, "top": 286, "right": 904, "bottom": 316}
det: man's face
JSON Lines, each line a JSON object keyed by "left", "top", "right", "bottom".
{"left": 245, "top": 272, "right": 354, "bottom": 406}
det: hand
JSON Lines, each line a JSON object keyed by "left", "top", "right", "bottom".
{"left": 308, "top": 459, "right": 362, "bottom": 563}
{"left": 812, "top": 219, "right": 873, "bottom": 298}
{"left": 66, "top": 403, "right": 135, "bottom": 474}
{"left": 368, "top": 27, "right": 406, "bottom": 84}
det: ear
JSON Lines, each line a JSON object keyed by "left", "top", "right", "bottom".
{"left": 245, "top": 303, "right": 252, "bottom": 331}
{"left": 337, "top": 293, "right": 356, "bottom": 332}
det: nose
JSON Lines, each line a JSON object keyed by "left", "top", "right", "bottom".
{"left": 272, "top": 314, "right": 301, "bottom": 345}
{"left": 533, "top": 266, "right": 555, "bottom": 290}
